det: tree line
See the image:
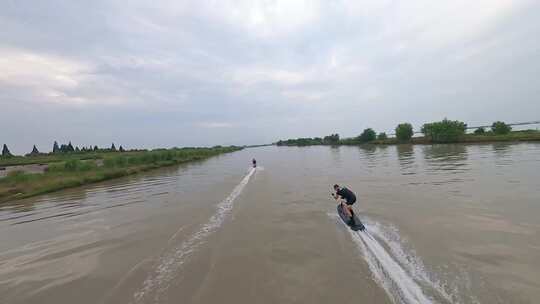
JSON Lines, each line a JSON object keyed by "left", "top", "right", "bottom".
{"left": 1, "top": 142, "right": 128, "bottom": 158}
{"left": 276, "top": 120, "right": 518, "bottom": 146}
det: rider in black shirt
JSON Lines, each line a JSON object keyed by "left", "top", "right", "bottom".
{"left": 333, "top": 184, "right": 357, "bottom": 223}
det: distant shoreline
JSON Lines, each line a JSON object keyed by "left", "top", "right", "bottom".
{"left": 370, "top": 132, "right": 540, "bottom": 145}
{"left": 276, "top": 131, "right": 540, "bottom": 147}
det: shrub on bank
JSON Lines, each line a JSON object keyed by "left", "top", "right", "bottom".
{"left": 2, "top": 144, "right": 13, "bottom": 157}
{"left": 358, "top": 128, "right": 376, "bottom": 143}
{"left": 46, "top": 159, "right": 97, "bottom": 172}
{"left": 276, "top": 138, "right": 323, "bottom": 146}
{"left": 323, "top": 134, "right": 340, "bottom": 145}
{"left": 422, "top": 118, "right": 467, "bottom": 143}
{"left": 64, "top": 159, "right": 84, "bottom": 171}
{"left": 100, "top": 147, "right": 239, "bottom": 168}
{"left": 395, "top": 123, "right": 414, "bottom": 141}
{"left": 377, "top": 132, "right": 388, "bottom": 140}
{"left": 474, "top": 127, "right": 486, "bottom": 135}
{"left": 491, "top": 121, "right": 511, "bottom": 135}
{"left": 0, "top": 170, "right": 43, "bottom": 187}
{"left": 5, "top": 170, "right": 30, "bottom": 182}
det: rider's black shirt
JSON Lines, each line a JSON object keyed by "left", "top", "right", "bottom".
{"left": 337, "top": 187, "right": 356, "bottom": 203}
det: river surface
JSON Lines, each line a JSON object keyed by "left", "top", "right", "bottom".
{"left": 1, "top": 143, "right": 539, "bottom": 304}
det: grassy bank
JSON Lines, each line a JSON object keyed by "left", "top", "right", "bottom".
{"left": 0, "top": 152, "right": 125, "bottom": 167}
{"left": 0, "top": 146, "right": 241, "bottom": 203}
{"left": 458, "top": 130, "right": 540, "bottom": 143}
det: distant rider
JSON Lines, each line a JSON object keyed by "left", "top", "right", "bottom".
{"left": 252, "top": 158, "right": 257, "bottom": 168}
{"left": 333, "top": 184, "right": 357, "bottom": 224}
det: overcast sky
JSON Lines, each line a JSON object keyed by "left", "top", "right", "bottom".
{"left": 2, "top": 0, "right": 540, "bottom": 154}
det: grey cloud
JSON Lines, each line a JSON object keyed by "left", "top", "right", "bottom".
{"left": 1, "top": 1, "right": 540, "bottom": 154}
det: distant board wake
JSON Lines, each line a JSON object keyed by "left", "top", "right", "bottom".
{"left": 131, "top": 167, "right": 256, "bottom": 304}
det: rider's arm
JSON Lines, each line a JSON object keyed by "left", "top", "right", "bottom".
{"left": 333, "top": 188, "right": 341, "bottom": 200}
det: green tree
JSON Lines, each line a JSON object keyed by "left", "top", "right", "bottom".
{"left": 296, "top": 138, "right": 312, "bottom": 146}
{"left": 358, "top": 128, "right": 376, "bottom": 143}
{"left": 119, "top": 145, "right": 125, "bottom": 152}
{"left": 94, "top": 145, "right": 99, "bottom": 151}
{"left": 474, "top": 127, "right": 485, "bottom": 135}
{"left": 111, "top": 143, "right": 117, "bottom": 152}
{"left": 421, "top": 118, "right": 467, "bottom": 143}
{"left": 2, "top": 144, "right": 13, "bottom": 157}
{"left": 377, "top": 132, "right": 388, "bottom": 140}
{"left": 491, "top": 121, "right": 511, "bottom": 135}
{"left": 395, "top": 123, "right": 414, "bottom": 141}
{"left": 67, "top": 142, "right": 74, "bottom": 152}
{"left": 29, "top": 145, "right": 40, "bottom": 155}
{"left": 53, "top": 141, "right": 60, "bottom": 153}
{"left": 323, "top": 134, "right": 340, "bottom": 145}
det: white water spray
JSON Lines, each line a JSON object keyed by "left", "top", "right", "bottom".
{"left": 132, "top": 167, "right": 256, "bottom": 304}
{"left": 351, "top": 229, "right": 433, "bottom": 304}
{"left": 332, "top": 214, "right": 455, "bottom": 304}
{"left": 367, "top": 224, "right": 457, "bottom": 303}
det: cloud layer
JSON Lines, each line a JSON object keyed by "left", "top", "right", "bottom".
{"left": 1, "top": 0, "right": 539, "bottom": 153}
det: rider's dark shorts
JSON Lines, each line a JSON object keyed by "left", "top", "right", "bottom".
{"left": 345, "top": 198, "right": 356, "bottom": 205}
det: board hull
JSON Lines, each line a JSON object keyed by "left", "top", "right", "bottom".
{"left": 337, "top": 204, "right": 365, "bottom": 231}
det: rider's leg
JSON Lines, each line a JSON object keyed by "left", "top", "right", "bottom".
{"left": 342, "top": 203, "right": 354, "bottom": 225}
{"left": 346, "top": 205, "right": 355, "bottom": 225}
{"left": 347, "top": 205, "right": 354, "bottom": 217}
{"left": 341, "top": 202, "right": 352, "bottom": 217}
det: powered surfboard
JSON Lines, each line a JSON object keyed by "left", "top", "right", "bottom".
{"left": 337, "top": 204, "right": 365, "bottom": 231}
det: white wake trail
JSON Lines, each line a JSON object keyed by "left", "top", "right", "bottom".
{"left": 330, "top": 212, "right": 450, "bottom": 304}
{"left": 132, "top": 167, "right": 256, "bottom": 304}
{"left": 366, "top": 224, "right": 457, "bottom": 303}
{"left": 350, "top": 229, "right": 434, "bottom": 304}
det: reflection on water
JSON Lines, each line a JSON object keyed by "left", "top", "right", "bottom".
{"left": 329, "top": 145, "right": 342, "bottom": 168}
{"left": 358, "top": 144, "right": 377, "bottom": 154}
{"left": 492, "top": 142, "right": 513, "bottom": 155}
{"left": 396, "top": 144, "right": 416, "bottom": 175}
{"left": 422, "top": 144, "right": 469, "bottom": 175}
{"left": 358, "top": 145, "right": 378, "bottom": 170}
{"left": 491, "top": 143, "right": 514, "bottom": 168}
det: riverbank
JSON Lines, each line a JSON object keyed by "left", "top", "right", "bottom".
{"left": 278, "top": 130, "right": 540, "bottom": 146}
{"left": 372, "top": 130, "right": 540, "bottom": 145}
{"left": 0, "top": 146, "right": 241, "bottom": 203}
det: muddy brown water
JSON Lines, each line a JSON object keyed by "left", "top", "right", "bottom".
{"left": 0, "top": 143, "right": 539, "bottom": 304}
